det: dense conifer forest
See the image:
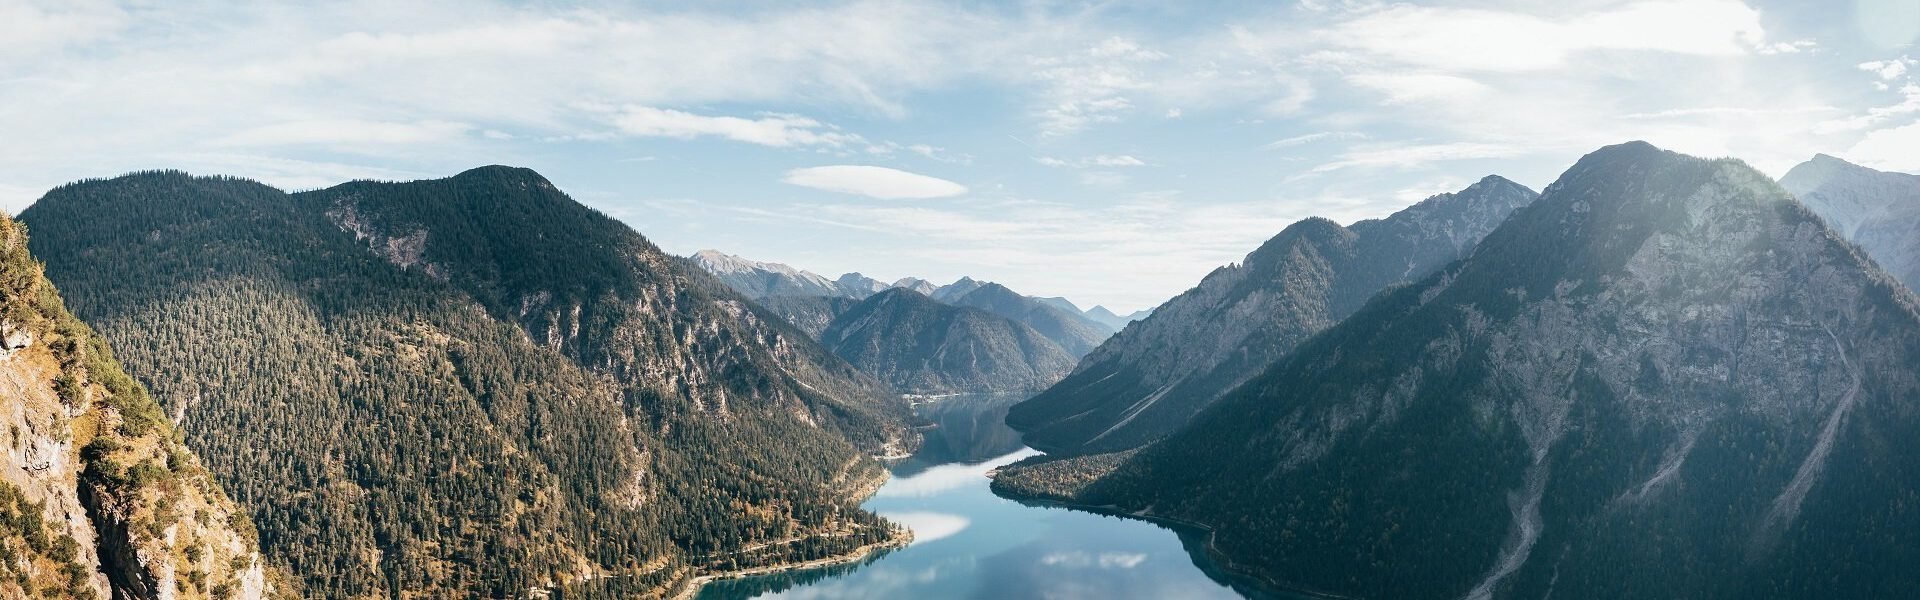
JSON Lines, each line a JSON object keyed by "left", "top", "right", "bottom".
{"left": 19, "top": 168, "right": 913, "bottom": 597}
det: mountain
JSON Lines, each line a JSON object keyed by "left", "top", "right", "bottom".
{"left": 752, "top": 294, "right": 862, "bottom": 339}
{"left": 691, "top": 249, "right": 878, "bottom": 299}
{"left": 1, "top": 213, "right": 293, "bottom": 599}
{"left": 817, "top": 289, "right": 1076, "bottom": 394}
{"left": 1780, "top": 154, "right": 1920, "bottom": 290}
{"left": 951, "top": 283, "right": 1112, "bottom": 357}
{"left": 1006, "top": 175, "right": 1537, "bottom": 454}
{"left": 21, "top": 168, "right": 914, "bottom": 597}
{"left": 997, "top": 142, "right": 1920, "bottom": 598}
{"left": 836, "top": 272, "right": 890, "bottom": 297}
{"left": 1033, "top": 296, "right": 1082, "bottom": 315}
{"left": 890, "top": 277, "right": 939, "bottom": 296}
{"left": 1083, "top": 305, "right": 1151, "bottom": 331}
{"left": 929, "top": 276, "right": 987, "bottom": 303}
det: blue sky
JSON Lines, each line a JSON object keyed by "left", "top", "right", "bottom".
{"left": 2, "top": 1, "right": 1917, "bottom": 311}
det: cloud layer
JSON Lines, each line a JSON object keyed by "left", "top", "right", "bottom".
{"left": 2, "top": 0, "right": 1914, "bottom": 310}
{"left": 783, "top": 165, "right": 967, "bottom": 199}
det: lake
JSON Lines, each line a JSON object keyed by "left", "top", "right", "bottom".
{"left": 695, "top": 395, "right": 1288, "bottom": 600}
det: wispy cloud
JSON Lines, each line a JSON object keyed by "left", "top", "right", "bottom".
{"left": 1312, "top": 142, "right": 1526, "bottom": 173}
{"left": 612, "top": 106, "right": 861, "bottom": 148}
{"left": 1323, "top": 1, "right": 1775, "bottom": 72}
{"left": 782, "top": 165, "right": 966, "bottom": 199}
{"left": 214, "top": 119, "right": 475, "bottom": 147}
{"left": 1263, "top": 131, "right": 1366, "bottom": 149}
{"left": 1036, "top": 154, "right": 1147, "bottom": 168}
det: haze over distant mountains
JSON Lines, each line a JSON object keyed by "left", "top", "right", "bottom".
{"left": 1781, "top": 154, "right": 1920, "bottom": 292}
{"left": 690, "top": 249, "right": 1148, "bottom": 332}
{"left": 1007, "top": 174, "right": 1539, "bottom": 454}
{"left": 693, "top": 249, "right": 1138, "bottom": 395}
{"left": 996, "top": 142, "right": 1920, "bottom": 598}
{"left": 817, "top": 288, "right": 1078, "bottom": 395}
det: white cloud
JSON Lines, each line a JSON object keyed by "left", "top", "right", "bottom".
{"left": 1037, "top": 154, "right": 1147, "bottom": 168}
{"left": 1312, "top": 142, "right": 1526, "bottom": 173}
{"left": 613, "top": 106, "right": 860, "bottom": 148}
{"left": 1816, "top": 84, "right": 1920, "bottom": 133}
{"left": 214, "top": 119, "right": 474, "bottom": 147}
{"left": 1846, "top": 120, "right": 1920, "bottom": 172}
{"left": 1326, "top": 1, "right": 1774, "bottom": 72}
{"left": 0, "top": 0, "right": 129, "bottom": 60}
{"left": 1347, "top": 73, "right": 1490, "bottom": 104}
{"left": 782, "top": 165, "right": 966, "bottom": 199}
{"left": 1859, "top": 57, "right": 1915, "bottom": 81}
{"left": 1263, "top": 131, "right": 1367, "bottom": 149}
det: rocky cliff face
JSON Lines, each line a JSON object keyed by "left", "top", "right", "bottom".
{"left": 819, "top": 289, "right": 1076, "bottom": 395}
{"left": 1006, "top": 175, "right": 1536, "bottom": 454}
{"left": 1, "top": 214, "right": 288, "bottom": 600}
{"left": 1780, "top": 154, "right": 1920, "bottom": 291}
{"left": 1029, "top": 142, "right": 1920, "bottom": 598}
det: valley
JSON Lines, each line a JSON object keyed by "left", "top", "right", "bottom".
{"left": 6, "top": 142, "right": 1919, "bottom": 600}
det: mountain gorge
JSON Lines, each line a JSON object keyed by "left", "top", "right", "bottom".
{"left": 1005, "top": 175, "right": 1539, "bottom": 454}
{"left": 2, "top": 213, "right": 291, "bottom": 599}
{"left": 996, "top": 142, "right": 1920, "bottom": 598}
{"left": 1781, "top": 154, "right": 1920, "bottom": 291}
{"left": 19, "top": 168, "right": 915, "bottom": 598}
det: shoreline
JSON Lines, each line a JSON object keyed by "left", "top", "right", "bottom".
{"left": 670, "top": 457, "right": 910, "bottom": 599}
{"left": 987, "top": 478, "right": 1353, "bottom": 600}
{"left": 667, "top": 527, "right": 914, "bottom": 600}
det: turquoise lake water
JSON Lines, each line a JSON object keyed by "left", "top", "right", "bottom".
{"left": 696, "top": 396, "right": 1288, "bottom": 600}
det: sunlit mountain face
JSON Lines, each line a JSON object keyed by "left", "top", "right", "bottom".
{"left": 6, "top": 2, "right": 1919, "bottom": 599}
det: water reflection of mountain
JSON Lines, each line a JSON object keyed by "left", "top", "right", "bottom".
{"left": 893, "top": 395, "right": 1029, "bottom": 477}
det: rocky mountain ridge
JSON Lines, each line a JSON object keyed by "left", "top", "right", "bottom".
{"left": 1780, "top": 153, "right": 1920, "bottom": 292}
{"left": 998, "top": 142, "right": 1920, "bottom": 598}
{"left": 1006, "top": 174, "right": 1538, "bottom": 454}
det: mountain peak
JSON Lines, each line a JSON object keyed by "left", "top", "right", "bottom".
{"left": 452, "top": 164, "right": 553, "bottom": 185}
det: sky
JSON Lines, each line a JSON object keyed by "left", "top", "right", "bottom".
{"left": 2, "top": 1, "right": 1917, "bottom": 312}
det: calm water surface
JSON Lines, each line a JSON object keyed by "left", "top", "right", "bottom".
{"left": 696, "top": 395, "right": 1285, "bottom": 600}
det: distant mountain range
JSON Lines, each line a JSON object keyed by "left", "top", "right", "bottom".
{"left": 818, "top": 288, "right": 1077, "bottom": 394}
{"left": 692, "top": 250, "right": 1138, "bottom": 394}
{"left": 690, "top": 249, "right": 1146, "bottom": 335}
{"left": 1781, "top": 154, "right": 1920, "bottom": 292}
{"left": 995, "top": 142, "right": 1920, "bottom": 598}
{"left": 1006, "top": 174, "right": 1539, "bottom": 454}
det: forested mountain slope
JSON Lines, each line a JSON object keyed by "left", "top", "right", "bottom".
{"left": 1000, "top": 142, "right": 1920, "bottom": 598}
{"left": 1006, "top": 175, "right": 1536, "bottom": 454}
{"left": 818, "top": 289, "right": 1076, "bottom": 395}
{"left": 20, "top": 167, "right": 913, "bottom": 597}
{"left": 1, "top": 214, "right": 292, "bottom": 599}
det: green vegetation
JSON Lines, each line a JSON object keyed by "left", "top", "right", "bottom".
{"left": 818, "top": 288, "right": 1076, "bottom": 395}
{"left": 20, "top": 167, "right": 911, "bottom": 596}
{"left": 4, "top": 213, "right": 291, "bottom": 599}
